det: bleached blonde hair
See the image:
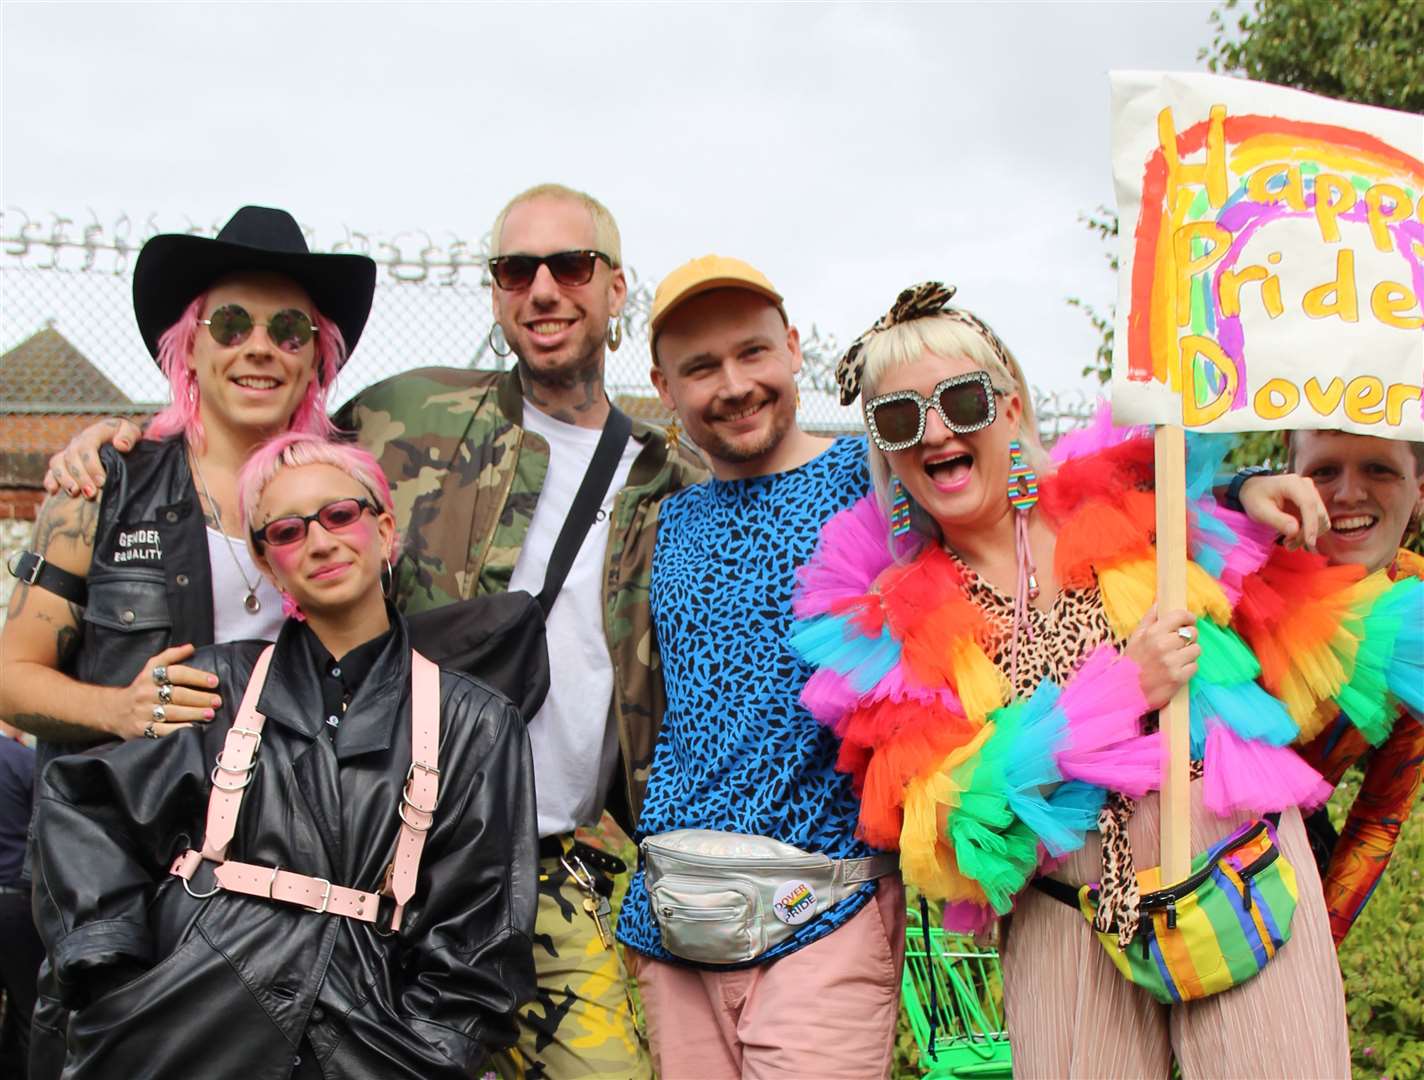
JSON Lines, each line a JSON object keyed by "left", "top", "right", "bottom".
{"left": 858, "top": 312, "right": 1049, "bottom": 540}
{"left": 490, "top": 183, "right": 622, "bottom": 267}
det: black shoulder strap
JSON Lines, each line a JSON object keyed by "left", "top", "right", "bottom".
{"left": 8, "top": 551, "right": 88, "bottom": 606}
{"left": 536, "top": 408, "right": 634, "bottom": 615}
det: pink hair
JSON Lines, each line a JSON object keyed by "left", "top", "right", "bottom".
{"left": 144, "top": 293, "right": 347, "bottom": 449}
{"left": 237, "top": 432, "right": 399, "bottom": 563}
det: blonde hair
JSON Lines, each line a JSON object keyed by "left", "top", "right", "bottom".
{"left": 489, "top": 183, "right": 622, "bottom": 267}
{"left": 858, "top": 312, "right": 1049, "bottom": 541}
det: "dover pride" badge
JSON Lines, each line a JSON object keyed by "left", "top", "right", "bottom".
{"left": 772, "top": 880, "right": 816, "bottom": 926}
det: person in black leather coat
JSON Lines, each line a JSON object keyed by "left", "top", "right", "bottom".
{"left": 33, "top": 434, "right": 537, "bottom": 1079}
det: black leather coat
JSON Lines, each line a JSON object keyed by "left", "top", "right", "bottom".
{"left": 34, "top": 614, "right": 538, "bottom": 1079}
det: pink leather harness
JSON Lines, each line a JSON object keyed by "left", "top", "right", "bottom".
{"left": 169, "top": 644, "right": 441, "bottom": 933}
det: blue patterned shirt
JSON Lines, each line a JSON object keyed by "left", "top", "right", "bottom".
{"left": 617, "top": 436, "right": 883, "bottom": 965}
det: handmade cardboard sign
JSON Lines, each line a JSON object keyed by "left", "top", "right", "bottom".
{"left": 1111, "top": 71, "right": 1424, "bottom": 437}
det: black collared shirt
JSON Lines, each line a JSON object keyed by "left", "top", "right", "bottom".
{"left": 296, "top": 622, "right": 396, "bottom": 739}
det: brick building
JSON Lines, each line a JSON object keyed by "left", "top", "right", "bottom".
{"left": 1, "top": 324, "right": 155, "bottom": 522}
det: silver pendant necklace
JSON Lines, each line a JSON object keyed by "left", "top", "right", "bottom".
{"left": 190, "top": 450, "right": 262, "bottom": 614}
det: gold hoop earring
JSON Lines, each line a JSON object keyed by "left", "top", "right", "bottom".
{"left": 607, "top": 318, "right": 623, "bottom": 352}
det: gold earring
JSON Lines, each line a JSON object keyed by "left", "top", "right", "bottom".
{"left": 607, "top": 318, "right": 623, "bottom": 352}
{"left": 665, "top": 415, "right": 681, "bottom": 451}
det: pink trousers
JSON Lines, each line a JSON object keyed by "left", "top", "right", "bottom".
{"left": 633, "top": 877, "right": 907, "bottom": 1080}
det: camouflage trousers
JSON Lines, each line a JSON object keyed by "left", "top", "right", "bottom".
{"left": 487, "top": 850, "right": 651, "bottom": 1080}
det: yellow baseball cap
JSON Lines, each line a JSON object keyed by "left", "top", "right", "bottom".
{"left": 649, "top": 254, "right": 786, "bottom": 337}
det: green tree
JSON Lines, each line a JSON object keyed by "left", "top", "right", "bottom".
{"left": 1202, "top": 0, "right": 1424, "bottom": 113}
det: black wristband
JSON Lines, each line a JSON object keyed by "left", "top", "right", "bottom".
{"left": 1225, "top": 465, "right": 1276, "bottom": 514}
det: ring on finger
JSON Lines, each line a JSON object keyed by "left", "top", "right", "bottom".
{"left": 143, "top": 721, "right": 158, "bottom": 739}
{"left": 1176, "top": 626, "right": 1194, "bottom": 642}
{"left": 152, "top": 666, "right": 169, "bottom": 686}
{"left": 158, "top": 683, "right": 173, "bottom": 705}
{"left": 152, "top": 704, "right": 166, "bottom": 722}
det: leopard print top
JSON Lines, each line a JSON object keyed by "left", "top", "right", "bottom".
{"left": 948, "top": 554, "right": 1118, "bottom": 698}
{"left": 946, "top": 549, "right": 1154, "bottom": 945}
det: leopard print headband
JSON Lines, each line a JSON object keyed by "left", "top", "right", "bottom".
{"left": 835, "top": 281, "right": 1017, "bottom": 406}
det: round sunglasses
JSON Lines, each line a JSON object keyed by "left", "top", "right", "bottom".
{"left": 200, "top": 304, "right": 318, "bottom": 354}
{"left": 864, "top": 370, "right": 1000, "bottom": 452}
{"left": 250, "top": 497, "right": 377, "bottom": 550}
{"left": 486, "top": 250, "right": 614, "bottom": 291}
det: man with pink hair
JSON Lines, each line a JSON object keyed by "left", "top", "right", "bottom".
{"left": 0, "top": 205, "right": 375, "bottom": 1079}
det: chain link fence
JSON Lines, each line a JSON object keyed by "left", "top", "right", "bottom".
{"left": 1, "top": 208, "right": 1099, "bottom": 449}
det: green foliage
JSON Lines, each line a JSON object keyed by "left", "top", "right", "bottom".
{"left": 1330, "top": 769, "right": 1424, "bottom": 1080}
{"left": 1066, "top": 207, "right": 1119, "bottom": 385}
{"left": 1200, "top": 0, "right": 1424, "bottom": 113}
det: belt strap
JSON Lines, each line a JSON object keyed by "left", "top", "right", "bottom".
{"left": 835, "top": 851, "right": 899, "bottom": 887}
{"left": 383, "top": 652, "right": 441, "bottom": 928}
{"left": 171, "top": 646, "right": 441, "bottom": 933}
{"left": 169, "top": 851, "right": 384, "bottom": 922}
{"left": 201, "top": 646, "right": 276, "bottom": 861}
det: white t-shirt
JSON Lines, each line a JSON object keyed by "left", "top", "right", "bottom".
{"left": 508, "top": 404, "right": 641, "bottom": 837}
{"left": 206, "top": 526, "right": 285, "bottom": 644}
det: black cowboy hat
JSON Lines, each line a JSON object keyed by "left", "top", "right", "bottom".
{"left": 132, "top": 205, "right": 377, "bottom": 363}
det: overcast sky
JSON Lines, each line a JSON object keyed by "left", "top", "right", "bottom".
{"left": 2, "top": 1, "right": 1221, "bottom": 401}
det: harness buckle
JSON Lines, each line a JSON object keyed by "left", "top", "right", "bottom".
{"left": 373, "top": 893, "right": 400, "bottom": 937}
{"left": 230, "top": 726, "right": 263, "bottom": 752}
{"left": 396, "top": 800, "right": 434, "bottom": 832}
{"left": 181, "top": 858, "right": 222, "bottom": 899}
{"left": 305, "top": 877, "right": 332, "bottom": 914}
{"left": 210, "top": 763, "right": 254, "bottom": 791}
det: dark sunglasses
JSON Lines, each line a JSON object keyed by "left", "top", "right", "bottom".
{"left": 200, "top": 304, "right": 318, "bottom": 354}
{"left": 864, "top": 370, "right": 1000, "bottom": 452}
{"left": 487, "top": 250, "right": 614, "bottom": 291}
{"left": 250, "top": 497, "right": 377, "bottom": 550}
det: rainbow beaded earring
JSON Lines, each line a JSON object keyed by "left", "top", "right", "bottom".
{"left": 890, "top": 476, "right": 913, "bottom": 537}
{"left": 1007, "top": 440, "right": 1039, "bottom": 511}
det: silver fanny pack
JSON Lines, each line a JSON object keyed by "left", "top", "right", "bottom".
{"left": 640, "top": 829, "right": 898, "bottom": 965}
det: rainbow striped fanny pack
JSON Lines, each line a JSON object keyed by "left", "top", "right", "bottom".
{"left": 1036, "top": 818, "right": 1298, "bottom": 1003}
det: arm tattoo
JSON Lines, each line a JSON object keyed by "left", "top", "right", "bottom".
{"left": 55, "top": 623, "right": 80, "bottom": 665}
{"left": 10, "top": 712, "right": 99, "bottom": 743}
{"left": 11, "top": 495, "right": 95, "bottom": 619}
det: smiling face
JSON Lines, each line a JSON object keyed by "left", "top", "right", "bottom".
{"left": 490, "top": 195, "right": 627, "bottom": 387}
{"left": 189, "top": 272, "right": 319, "bottom": 441}
{"left": 871, "top": 350, "right": 1020, "bottom": 535}
{"left": 1290, "top": 430, "right": 1424, "bottom": 574}
{"left": 651, "top": 288, "right": 802, "bottom": 475}
{"left": 252, "top": 462, "right": 395, "bottom": 620}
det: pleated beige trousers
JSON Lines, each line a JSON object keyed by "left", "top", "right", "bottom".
{"left": 1001, "top": 785, "right": 1351, "bottom": 1079}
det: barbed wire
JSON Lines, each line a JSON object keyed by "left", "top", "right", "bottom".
{"left": 1, "top": 208, "right": 1096, "bottom": 441}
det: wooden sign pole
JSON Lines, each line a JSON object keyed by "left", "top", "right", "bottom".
{"left": 1155, "top": 424, "right": 1192, "bottom": 885}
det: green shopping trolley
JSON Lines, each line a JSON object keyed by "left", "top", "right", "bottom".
{"left": 900, "top": 907, "right": 1013, "bottom": 1078}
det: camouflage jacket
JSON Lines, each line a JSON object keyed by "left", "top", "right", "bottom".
{"left": 335, "top": 367, "right": 706, "bottom": 829}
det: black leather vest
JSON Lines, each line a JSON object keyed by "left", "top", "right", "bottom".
{"left": 38, "top": 438, "right": 214, "bottom": 769}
